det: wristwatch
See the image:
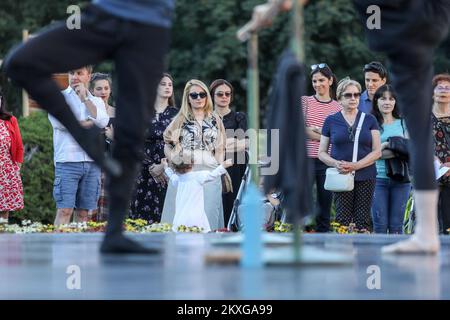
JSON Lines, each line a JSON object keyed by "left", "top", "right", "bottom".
{"left": 82, "top": 97, "right": 90, "bottom": 103}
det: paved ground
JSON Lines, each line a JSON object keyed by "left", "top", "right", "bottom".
{"left": 0, "top": 233, "right": 449, "bottom": 299}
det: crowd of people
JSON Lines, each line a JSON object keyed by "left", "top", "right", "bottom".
{"left": 304, "top": 62, "right": 450, "bottom": 235}
{"left": 0, "top": 60, "right": 449, "bottom": 235}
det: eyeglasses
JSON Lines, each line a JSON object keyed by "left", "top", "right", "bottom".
{"left": 189, "top": 92, "right": 207, "bottom": 100}
{"left": 311, "top": 63, "right": 328, "bottom": 71}
{"left": 342, "top": 92, "right": 361, "bottom": 99}
{"left": 436, "top": 85, "right": 450, "bottom": 91}
{"left": 215, "top": 92, "right": 231, "bottom": 98}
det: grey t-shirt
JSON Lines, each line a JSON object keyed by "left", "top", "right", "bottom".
{"left": 93, "top": 0, "right": 175, "bottom": 28}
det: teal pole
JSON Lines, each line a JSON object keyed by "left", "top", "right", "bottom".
{"left": 291, "top": 0, "right": 305, "bottom": 263}
{"left": 241, "top": 32, "right": 263, "bottom": 268}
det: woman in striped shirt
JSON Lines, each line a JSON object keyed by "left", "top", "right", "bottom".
{"left": 302, "top": 63, "right": 341, "bottom": 232}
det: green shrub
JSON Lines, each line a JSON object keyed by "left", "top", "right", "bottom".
{"left": 11, "top": 111, "right": 55, "bottom": 224}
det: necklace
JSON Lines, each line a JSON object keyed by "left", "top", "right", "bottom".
{"left": 433, "top": 110, "right": 450, "bottom": 118}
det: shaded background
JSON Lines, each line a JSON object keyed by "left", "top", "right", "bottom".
{"left": 1, "top": 0, "right": 449, "bottom": 116}
{"left": 0, "top": 0, "right": 449, "bottom": 223}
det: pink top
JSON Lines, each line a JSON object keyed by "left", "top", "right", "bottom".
{"left": 301, "top": 95, "right": 341, "bottom": 158}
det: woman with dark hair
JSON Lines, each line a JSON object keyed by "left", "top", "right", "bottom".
{"left": 90, "top": 72, "right": 114, "bottom": 220}
{"left": 129, "top": 73, "right": 178, "bottom": 223}
{"left": 371, "top": 84, "right": 410, "bottom": 234}
{"left": 209, "top": 79, "right": 248, "bottom": 227}
{"left": 431, "top": 73, "right": 450, "bottom": 235}
{"left": 0, "top": 88, "right": 24, "bottom": 223}
{"left": 302, "top": 63, "right": 341, "bottom": 232}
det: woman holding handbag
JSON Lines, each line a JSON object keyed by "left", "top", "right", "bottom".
{"left": 302, "top": 63, "right": 341, "bottom": 232}
{"left": 319, "top": 78, "right": 381, "bottom": 231}
{"left": 371, "top": 85, "right": 411, "bottom": 234}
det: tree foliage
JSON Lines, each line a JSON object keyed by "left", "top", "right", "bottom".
{"left": 0, "top": 0, "right": 449, "bottom": 223}
{"left": 1, "top": 0, "right": 449, "bottom": 116}
{"left": 13, "top": 111, "right": 55, "bottom": 224}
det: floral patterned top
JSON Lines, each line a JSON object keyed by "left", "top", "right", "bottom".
{"left": 179, "top": 114, "right": 221, "bottom": 154}
{"left": 432, "top": 114, "right": 450, "bottom": 186}
{"left": 143, "top": 106, "right": 179, "bottom": 166}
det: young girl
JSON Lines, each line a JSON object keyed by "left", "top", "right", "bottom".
{"left": 162, "top": 155, "right": 232, "bottom": 232}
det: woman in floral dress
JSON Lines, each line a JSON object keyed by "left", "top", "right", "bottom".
{"left": 0, "top": 89, "right": 24, "bottom": 223}
{"left": 431, "top": 74, "right": 450, "bottom": 234}
{"left": 129, "top": 74, "right": 178, "bottom": 223}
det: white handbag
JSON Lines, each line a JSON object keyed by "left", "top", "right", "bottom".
{"left": 324, "top": 113, "right": 366, "bottom": 192}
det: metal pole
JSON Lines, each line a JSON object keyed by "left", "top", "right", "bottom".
{"left": 22, "top": 29, "right": 30, "bottom": 117}
{"left": 247, "top": 33, "right": 260, "bottom": 184}
{"left": 292, "top": 0, "right": 305, "bottom": 63}
{"left": 291, "top": 0, "right": 305, "bottom": 263}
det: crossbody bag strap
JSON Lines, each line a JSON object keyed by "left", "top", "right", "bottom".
{"left": 352, "top": 112, "right": 366, "bottom": 166}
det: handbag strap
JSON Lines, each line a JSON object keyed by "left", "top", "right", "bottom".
{"left": 352, "top": 112, "right": 366, "bottom": 163}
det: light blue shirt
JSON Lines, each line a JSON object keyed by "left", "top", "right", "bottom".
{"left": 376, "top": 119, "right": 406, "bottom": 179}
{"left": 93, "top": 0, "right": 175, "bottom": 28}
{"left": 48, "top": 87, "right": 109, "bottom": 164}
{"left": 358, "top": 90, "right": 373, "bottom": 113}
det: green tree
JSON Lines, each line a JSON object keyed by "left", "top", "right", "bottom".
{"left": 12, "top": 111, "right": 55, "bottom": 224}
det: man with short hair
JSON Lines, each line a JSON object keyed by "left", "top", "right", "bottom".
{"left": 49, "top": 66, "right": 109, "bottom": 226}
{"left": 358, "top": 61, "right": 388, "bottom": 113}
{"left": 4, "top": 0, "right": 173, "bottom": 253}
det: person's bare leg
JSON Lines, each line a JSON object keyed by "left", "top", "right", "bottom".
{"left": 382, "top": 190, "right": 440, "bottom": 254}
{"left": 74, "top": 209, "right": 89, "bottom": 223}
{"left": 54, "top": 208, "right": 74, "bottom": 226}
{"left": 100, "top": 23, "right": 170, "bottom": 254}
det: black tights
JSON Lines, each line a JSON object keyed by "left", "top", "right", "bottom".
{"left": 354, "top": 0, "right": 450, "bottom": 191}
{"left": 4, "top": 5, "right": 170, "bottom": 237}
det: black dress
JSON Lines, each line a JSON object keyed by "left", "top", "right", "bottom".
{"left": 129, "top": 106, "right": 178, "bottom": 223}
{"left": 221, "top": 110, "right": 248, "bottom": 227}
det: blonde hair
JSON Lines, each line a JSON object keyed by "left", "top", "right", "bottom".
{"left": 163, "top": 79, "right": 226, "bottom": 164}
{"left": 178, "top": 79, "right": 214, "bottom": 121}
{"left": 336, "top": 77, "right": 362, "bottom": 100}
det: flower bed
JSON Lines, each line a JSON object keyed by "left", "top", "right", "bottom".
{"left": 0, "top": 219, "right": 203, "bottom": 234}
{"left": 4, "top": 219, "right": 442, "bottom": 234}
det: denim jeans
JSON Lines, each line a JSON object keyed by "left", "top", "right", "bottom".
{"left": 372, "top": 178, "right": 411, "bottom": 234}
{"left": 54, "top": 162, "right": 101, "bottom": 210}
{"left": 4, "top": 4, "right": 170, "bottom": 236}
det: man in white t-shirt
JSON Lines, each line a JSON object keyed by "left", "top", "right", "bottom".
{"left": 49, "top": 66, "right": 109, "bottom": 226}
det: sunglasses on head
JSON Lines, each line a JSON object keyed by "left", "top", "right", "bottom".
{"left": 311, "top": 63, "right": 328, "bottom": 71}
{"left": 189, "top": 92, "right": 207, "bottom": 100}
{"left": 215, "top": 92, "right": 231, "bottom": 98}
{"left": 343, "top": 92, "right": 361, "bottom": 99}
